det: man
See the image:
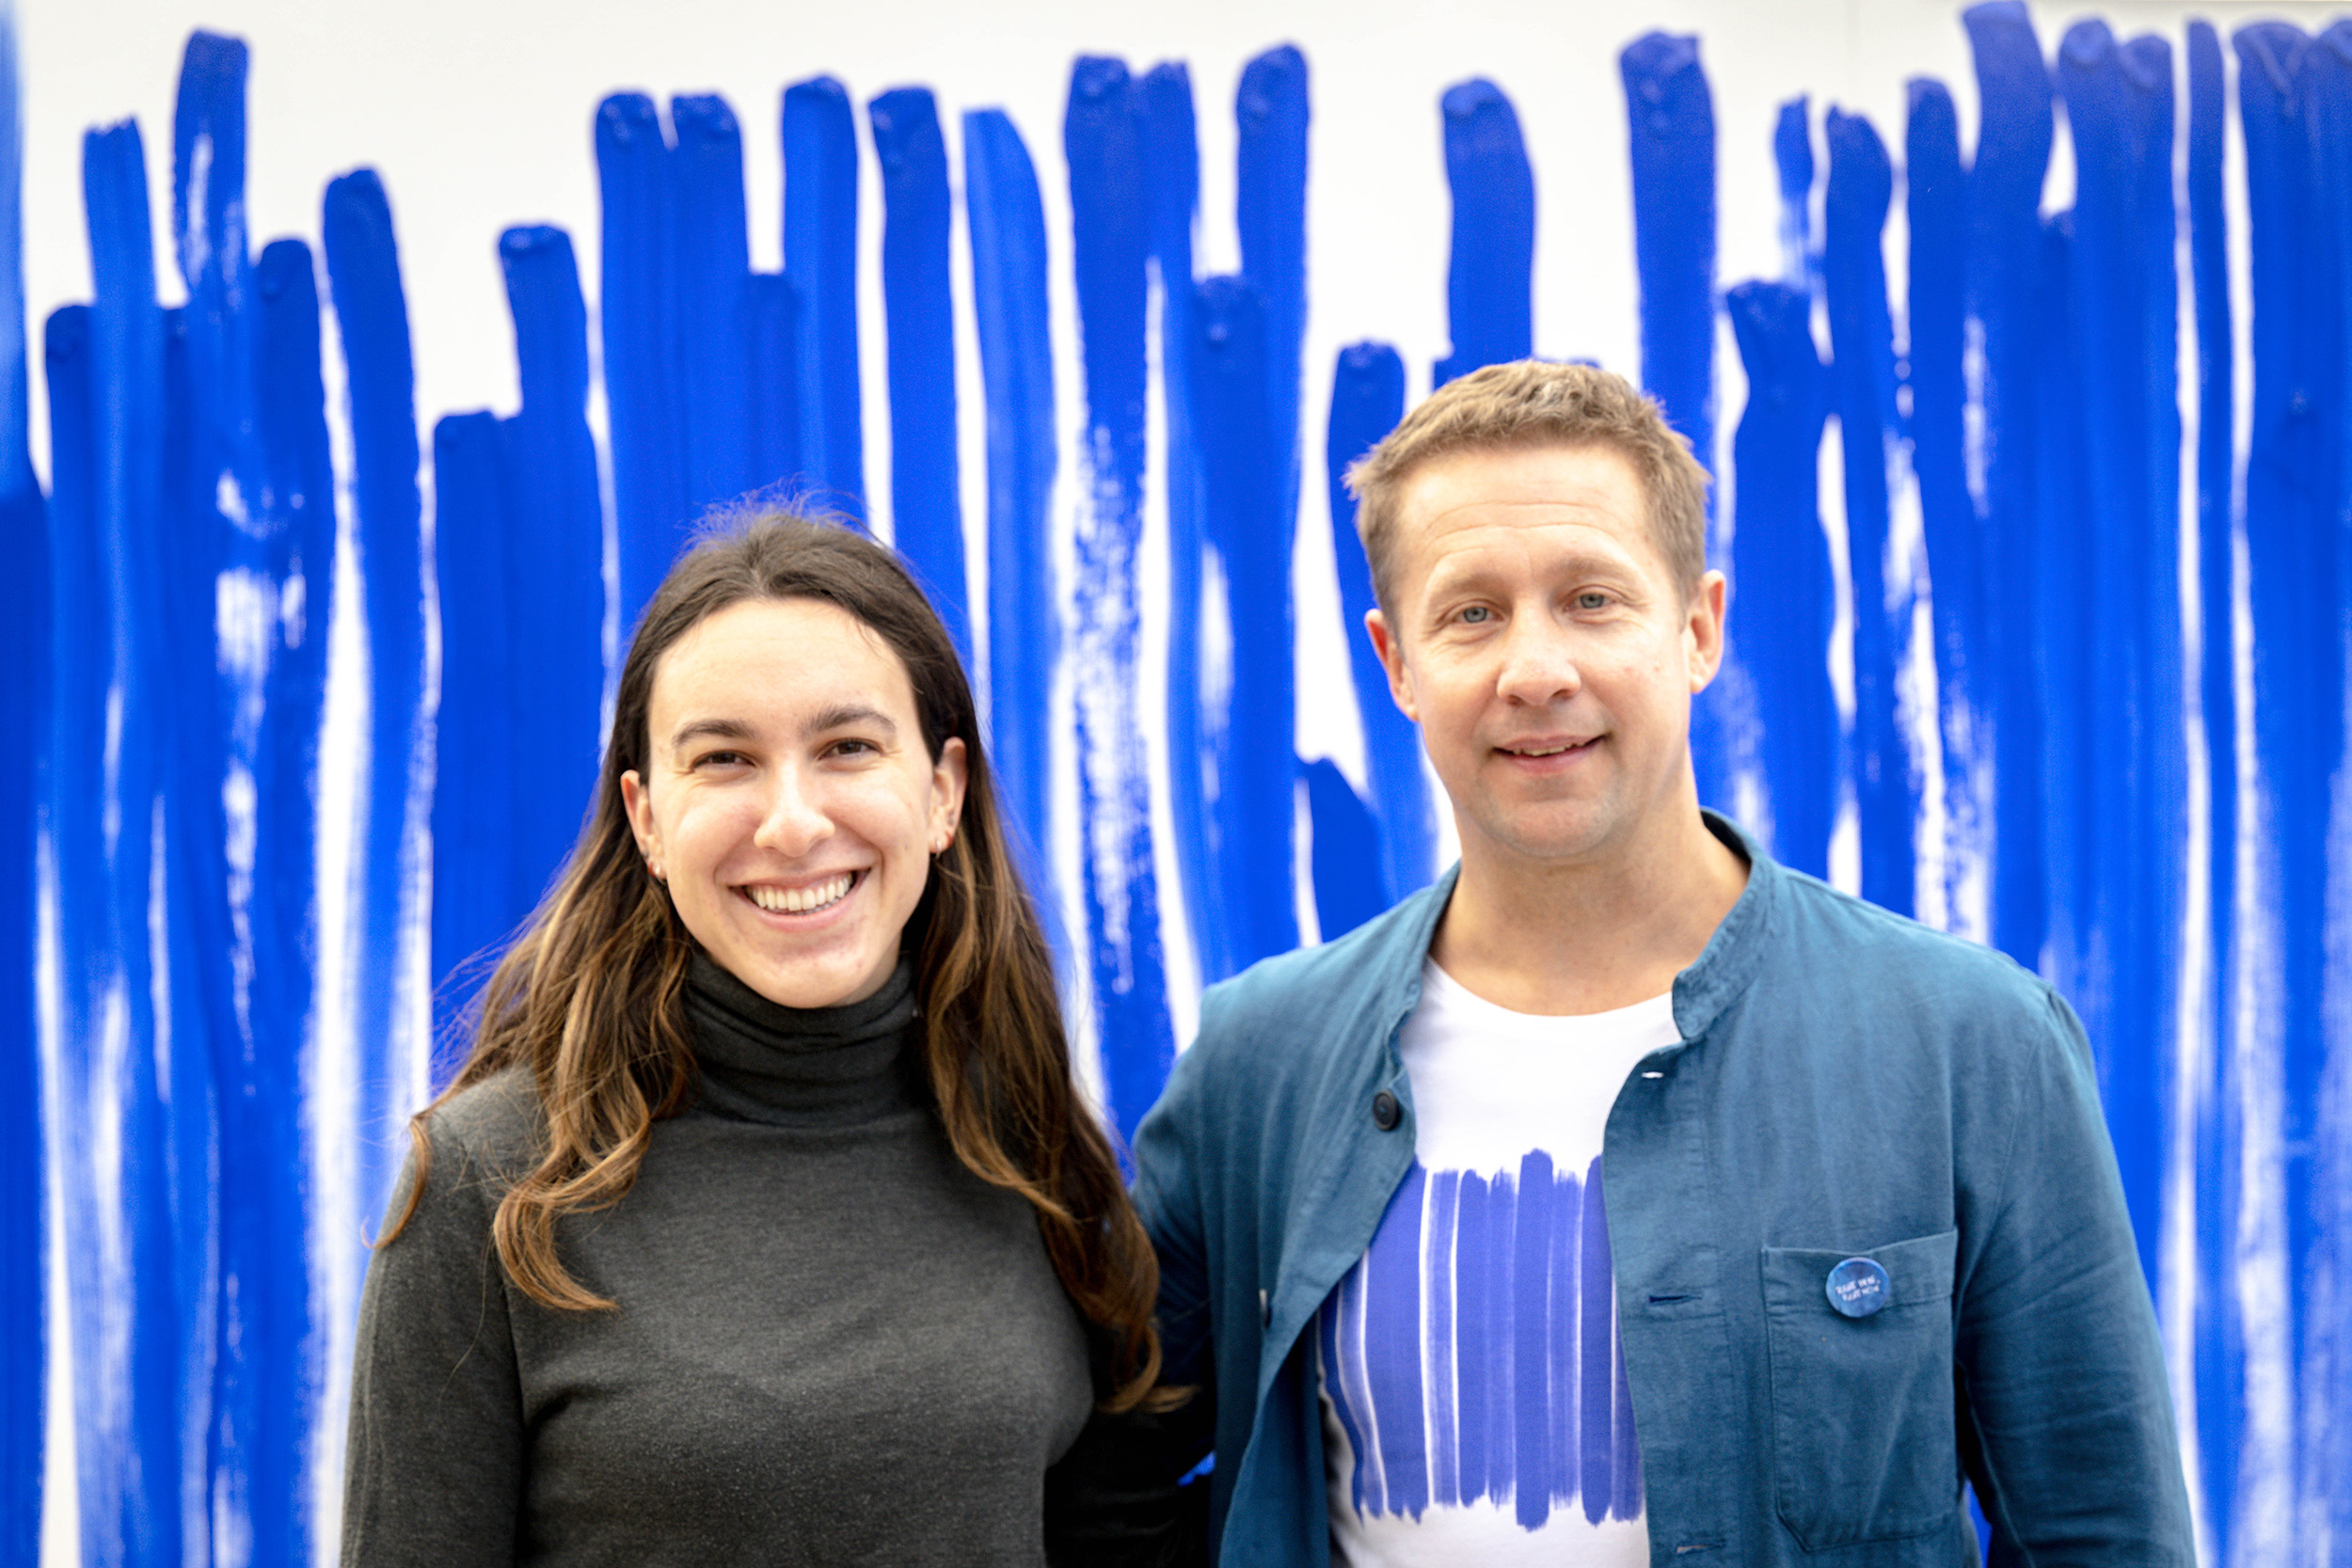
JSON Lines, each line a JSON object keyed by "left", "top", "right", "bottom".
{"left": 1130, "top": 361, "right": 2194, "bottom": 1564}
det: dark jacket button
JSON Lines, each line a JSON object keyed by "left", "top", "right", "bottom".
{"left": 1372, "top": 1089, "right": 1401, "bottom": 1131}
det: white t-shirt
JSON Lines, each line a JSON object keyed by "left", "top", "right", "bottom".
{"left": 1316, "top": 959, "right": 1679, "bottom": 1566}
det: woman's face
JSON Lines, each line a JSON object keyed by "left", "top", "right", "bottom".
{"left": 621, "top": 596, "right": 967, "bottom": 1009}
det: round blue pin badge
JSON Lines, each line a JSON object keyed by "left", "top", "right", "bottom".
{"left": 1825, "top": 1257, "right": 1891, "bottom": 1319}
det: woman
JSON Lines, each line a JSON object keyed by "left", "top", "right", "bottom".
{"left": 343, "top": 514, "right": 1167, "bottom": 1565}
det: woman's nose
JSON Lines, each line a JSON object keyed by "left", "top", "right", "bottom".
{"left": 752, "top": 769, "right": 830, "bottom": 856}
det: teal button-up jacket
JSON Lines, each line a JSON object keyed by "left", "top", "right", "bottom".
{"left": 1130, "top": 816, "right": 2195, "bottom": 1565}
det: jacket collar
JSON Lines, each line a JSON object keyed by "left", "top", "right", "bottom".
{"left": 1365, "top": 809, "right": 1776, "bottom": 1048}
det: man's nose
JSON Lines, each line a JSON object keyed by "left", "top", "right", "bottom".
{"left": 1494, "top": 615, "right": 1583, "bottom": 705}
{"left": 752, "top": 768, "right": 830, "bottom": 857}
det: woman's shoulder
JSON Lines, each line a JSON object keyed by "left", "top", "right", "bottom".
{"left": 417, "top": 1066, "right": 548, "bottom": 1189}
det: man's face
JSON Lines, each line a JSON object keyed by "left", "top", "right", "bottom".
{"left": 1366, "top": 442, "right": 1724, "bottom": 874}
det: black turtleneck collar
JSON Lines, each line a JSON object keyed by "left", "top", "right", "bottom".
{"left": 683, "top": 951, "right": 929, "bottom": 1128}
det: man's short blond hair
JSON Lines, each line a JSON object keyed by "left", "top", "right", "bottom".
{"left": 1343, "top": 360, "right": 1710, "bottom": 611}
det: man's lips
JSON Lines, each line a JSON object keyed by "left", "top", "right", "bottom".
{"left": 1494, "top": 736, "right": 1599, "bottom": 759}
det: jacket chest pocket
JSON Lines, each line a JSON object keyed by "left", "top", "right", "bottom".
{"left": 1761, "top": 1228, "right": 1959, "bottom": 1551}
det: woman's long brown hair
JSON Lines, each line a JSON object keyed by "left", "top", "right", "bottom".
{"left": 386, "top": 512, "right": 1165, "bottom": 1409}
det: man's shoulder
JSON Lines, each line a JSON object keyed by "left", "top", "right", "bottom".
{"left": 1760, "top": 861, "right": 2066, "bottom": 1030}
{"left": 1195, "top": 881, "right": 1441, "bottom": 1051}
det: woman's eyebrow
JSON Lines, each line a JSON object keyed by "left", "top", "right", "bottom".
{"left": 668, "top": 716, "right": 755, "bottom": 752}
{"left": 803, "top": 704, "right": 898, "bottom": 739}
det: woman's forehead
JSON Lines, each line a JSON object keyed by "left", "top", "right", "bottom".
{"left": 649, "top": 597, "right": 914, "bottom": 722}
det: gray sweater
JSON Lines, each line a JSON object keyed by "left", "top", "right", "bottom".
{"left": 342, "top": 958, "right": 1095, "bottom": 1566}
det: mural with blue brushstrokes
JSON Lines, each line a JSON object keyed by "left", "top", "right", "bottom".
{"left": 6, "top": 2, "right": 2352, "bottom": 1562}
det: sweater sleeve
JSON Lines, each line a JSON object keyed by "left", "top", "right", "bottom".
{"left": 341, "top": 1109, "right": 527, "bottom": 1567}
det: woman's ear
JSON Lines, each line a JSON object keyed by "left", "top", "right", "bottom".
{"left": 621, "top": 770, "right": 663, "bottom": 879}
{"left": 930, "top": 737, "right": 968, "bottom": 852}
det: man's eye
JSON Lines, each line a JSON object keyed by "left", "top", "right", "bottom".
{"left": 1574, "top": 592, "right": 1611, "bottom": 610}
{"left": 1458, "top": 605, "right": 1494, "bottom": 625}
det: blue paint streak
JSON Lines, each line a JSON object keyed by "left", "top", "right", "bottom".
{"left": 1511, "top": 1151, "right": 1555, "bottom": 1528}
{"left": 869, "top": 87, "right": 969, "bottom": 661}
{"left": 497, "top": 226, "right": 605, "bottom": 911}
{"left": 1906, "top": 76, "right": 1989, "bottom": 922}
{"left": 1963, "top": 0, "right": 2054, "bottom": 969}
{"left": 427, "top": 409, "right": 516, "bottom": 1059}
{"left": 671, "top": 93, "right": 755, "bottom": 515}
{"left": 322, "top": 166, "right": 426, "bottom": 1255}
{"left": 1772, "top": 96, "right": 1813, "bottom": 286}
{"left": 1063, "top": 55, "right": 1173, "bottom": 1139}
{"left": 1187, "top": 275, "right": 1296, "bottom": 977}
{"left": 1362, "top": 1164, "right": 1428, "bottom": 1518}
{"left": 2183, "top": 23, "right": 2239, "bottom": 1553}
{"left": 1236, "top": 45, "right": 1309, "bottom": 570}
{"left": 2236, "top": 26, "right": 2337, "bottom": 1418}
{"left": 1319, "top": 1265, "right": 1377, "bottom": 1513}
{"left": 1137, "top": 60, "right": 1215, "bottom": 985}
{"left": 1549, "top": 1164, "right": 1582, "bottom": 1506}
{"left": 961, "top": 109, "right": 1057, "bottom": 865}
{"left": 783, "top": 76, "right": 865, "bottom": 520}
{"left": 84, "top": 118, "right": 184, "bottom": 1568}
{"left": 745, "top": 271, "right": 802, "bottom": 491}
{"left": 1453, "top": 1169, "right": 1497, "bottom": 1503}
{"left": 1303, "top": 759, "right": 1384, "bottom": 942}
{"left": 1823, "top": 108, "right": 1914, "bottom": 915}
{"left": 2056, "top": 19, "right": 2181, "bottom": 1292}
{"left": 1724, "top": 281, "right": 1833, "bottom": 878}
{"left": 1435, "top": 79, "right": 1533, "bottom": 386}
{"left": 1325, "top": 343, "right": 1429, "bottom": 899}
{"left": 1578, "top": 1155, "right": 1614, "bottom": 1523}
{"left": 1620, "top": 32, "right": 1715, "bottom": 462}
{"left": 0, "top": 4, "right": 40, "bottom": 1544}
{"left": 40, "top": 304, "right": 105, "bottom": 1554}
{"left": 596, "top": 93, "right": 688, "bottom": 633}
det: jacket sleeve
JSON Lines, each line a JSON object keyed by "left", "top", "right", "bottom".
{"left": 1954, "top": 986, "right": 2197, "bottom": 1565}
{"left": 341, "top": 1124, "right": 525, "bottom": 1567}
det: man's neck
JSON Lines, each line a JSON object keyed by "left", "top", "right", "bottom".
{"left": 1429, "top": 803, "right": 1749, "bottom": 1017}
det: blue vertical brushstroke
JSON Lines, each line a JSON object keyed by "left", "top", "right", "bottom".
{"left": 1620, "top": 32, "right": 1715, "bottom": 461}
{"left": 1724, "top": 281, "right": 1833, "bottom": 878}
{"left": 497, "top": 226, "right": 605, "bottom": 910}
{"left": 1302, "top": 759, "right": 1384, "bottom": 942}
{"left": 1963, "top": 1, "right": 2054, "bottom": 968}
{"left": 1137, "top": 61, "right": 1216, "bottom": 979}
{"left": 1318, "top": 1270, "right": 1377, "bottom": 1512}
{"left": 2183, "top": 24, "right": 2239, "bottom": 1555}
{"left": 2235, "top": 33, "right": 2338, "bottom": 1480}
{"left": 83, "top": 117, "right": 185, "bottom": 1568}
{"left": 1423, "top": 1168, "right": 1461, "bottom": 1505}
{"left": 869, "top": 87, "right": 969, "bottom": 658}
{"left": 672, "top": 93, "right": 755, "bottom": 516}
{"left": 322, "top": 166, "right": 427, "bottom": 1262}
{"left": 1235, "top": 45, "right": 1308, "bottom": 568}
{"left": 1906, "top": 76, "right": 1989, "bottom": 927}
{"left": 1620, "top": 34, "right": 1719, "bottom": 812}
{"left": 1434, "top": 79, "right": 1533, "bottom": 387}
{"left": 745, "top": 272, "right": 802, "bottom": 491}
{"left": 2057, "top": 19, "right": 2182, "bottom": 1290}
{"left": 1549, "top": 1164, "right": 1582, "bottom": 1507}
{"left": 783, "top": 76, "right": 864, "bottom": 520}
{"left": 428, "top": 410, "right": 515, "bottom": 1055}
{"left": 1452, "top": 1169, "right": 1496, "bottom": 1504}
{"left": 1822, "top": 108, "right": 1915, "bottom": 915}
{"left": 1361, "top": 1164, "right": 1428, "bottom": 1519}
{"left": 1578, "top": 1156, "right": 1614, "bottom": 1523}
{"left": 596, "top": 93, "right": 688, "bottom": 633}
{"left": 1064, "top": 56, "right": 1173, "bottom": 1138}
{"left": 961, "top": 109, "right": 1056, "bottom": 863}
{"left": 0, "top": 0, "right": 40, "bottom": 1544}
{"left": 1325, "top": 343, "right": 1429, "bottom": 899}
{"left": 1188, "top": 275, "right": 1296, "bottom": 977}
{"left": 41, "top": 300, "right": 106, "bottom": 1565}
{"left": 1772, "top": 97, "right": 1813, "bottom": 285}
{"left": 2286, "top": 24, "right": 2352, "bottom": 1548}
{"left": 155, "top": 305, "right": 229, "bottom": 1568}
{"left": 173, "top": 34, "right": 314, "bottom": 1563}
{"left": 1510, "top": 1151, "right": 1555, "bottom": 1528}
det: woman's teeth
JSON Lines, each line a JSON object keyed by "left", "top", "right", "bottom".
{"left": 744, "top": 873, "right": 854, "bottom": 913}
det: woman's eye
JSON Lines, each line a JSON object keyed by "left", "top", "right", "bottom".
{"left": 826, "top": 737, "right": 878, "bottom": 758}
{"left": 695, "top": 750, "right": 749, "bottom": 769}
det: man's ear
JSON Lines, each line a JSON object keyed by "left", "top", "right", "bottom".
{"left": 1684, "top": 569, "right": 1728, "bottom": 693}
{"left": 1365, "top": 608, "right": 1419, "bottom": 722}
